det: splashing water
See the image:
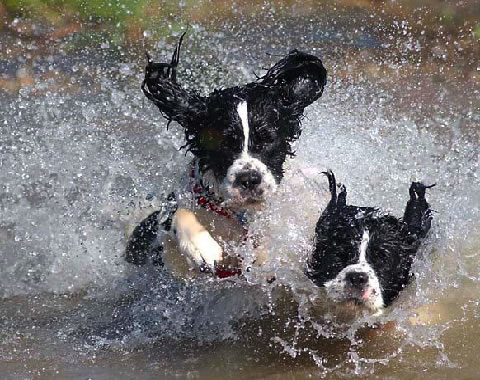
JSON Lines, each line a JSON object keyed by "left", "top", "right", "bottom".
{"left": 1, "top": 23, "right": 479, "bottom": 379}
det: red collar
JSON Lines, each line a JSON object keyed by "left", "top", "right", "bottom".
{"left": 189, "top": 161, "right": 246, "bottom": 279}
{"left": 189, "top": 161, "right": 248, "bottom": 226}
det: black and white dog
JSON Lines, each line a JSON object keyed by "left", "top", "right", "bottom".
{"left": 307, "top": 170, "right": 434, "bottom": 315}
{"left": 125, "top": 34, "right": 327, "bottom": 277}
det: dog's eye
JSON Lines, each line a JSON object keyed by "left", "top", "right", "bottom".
{"left": 258, "top": 129, "right": 275, "bottom": 144}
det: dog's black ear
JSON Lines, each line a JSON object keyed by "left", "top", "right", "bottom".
{"left": 142, "top": 33, "right": 206, "bottom": 127}
{"left": 322, "top": 170, "right": 347, "bottom": 211}
{"left": 259, "top": 49, "right": 327, "bottom": 112}
{"left": 323, "top": 169, "right": 337, "bottom": 204}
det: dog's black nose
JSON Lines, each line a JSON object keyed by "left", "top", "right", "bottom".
{"left": 346, "top": 272, "right": 369, "bottom": 289}
{"left": 236, "top": 170, "right": 262, "bottom": 190}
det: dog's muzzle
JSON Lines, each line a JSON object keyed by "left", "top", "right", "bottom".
{"left": 345, "top": 271, "right": 375, "bottom": 302}
{"left": 346, "top": 271, "right": 369, "bottom": 290}
{"left": 222, "top": 155, "right": 277, "bottom": 204}
{"left": 233, "top": 170, "right": 264, "bottom": 197}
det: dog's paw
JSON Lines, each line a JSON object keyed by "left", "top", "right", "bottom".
{"left": 172, "top": 209, "right": 223, "bottom": 271}
{"left": 187, "top": 230, "right": 223, "bottom": 269}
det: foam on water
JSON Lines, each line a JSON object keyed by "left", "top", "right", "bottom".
{"left": 0, "top": 41, "right": 479, "bottom": 377}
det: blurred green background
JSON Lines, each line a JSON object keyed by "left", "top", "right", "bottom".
{"left": 1, "top": 0, "right": 479, "bottom": 43}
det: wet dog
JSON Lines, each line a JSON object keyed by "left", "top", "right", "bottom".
{"left": 125, "top": 34, "right": 327, "bottom": 277}
{"left": 307, "top": 170, "right": 434, "bottom": 315}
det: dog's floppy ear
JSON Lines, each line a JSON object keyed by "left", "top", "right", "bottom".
{"left": 142, "top": 33, "right": 206, "bottom": 127}
{"left": 259, "top": 49, "right": 327, "bottom": 112}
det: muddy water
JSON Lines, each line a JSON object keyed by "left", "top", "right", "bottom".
{"left": 1, "top": 7, "right": 479, "bottom": 380}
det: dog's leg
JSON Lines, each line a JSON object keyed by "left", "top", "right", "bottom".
{"left": 125, "top": 192, "right": 177, "bottom": 266}
{"left": 403, "top": 182, "right": 435, "bottom": 238}
{"left": 254, "top": 247, "right": 276, "bottom": 284}
{"left": 246, "top": 235, "right": 276, "bottom": 283}
{"left": 172, "top": 209, "right": 223, "bottom": 271}
{"left": 125, "top": 210, "right": 161, "bottom": 266}
{"left": 253, "top": 246, "right": 270, "bottom": 267}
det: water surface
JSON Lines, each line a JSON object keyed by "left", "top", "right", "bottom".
{"left": 1, "top": 5, "right": 479, "bottom": 379}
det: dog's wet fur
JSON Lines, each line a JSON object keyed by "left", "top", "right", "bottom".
{"left": 307, "top": 171, "right": 434, "bottom": 315}
{"left": 142, "top": 33, "right": 327, "bottom": 206}
{"left": 125, "top": 33, "right": 327, "bottom": 269}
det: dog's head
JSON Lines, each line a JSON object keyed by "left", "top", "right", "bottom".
{"left": 310, "top": 217, "right": 388, "bottom": 315}
{"left": 307, "top": 171, "right": 423, "bottom": 315}
{"left": 142, "top": 35, "right": 327, "bottom": 207}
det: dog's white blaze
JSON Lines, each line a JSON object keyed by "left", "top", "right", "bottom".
{"left": 213, "top": 100, "right": 278, "bottom": 204}
{"left": 358, "top": 229, "right": 370, "bottom": 263}
{"left": 237, "top": 101, "right": 249, "bottom": 153}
